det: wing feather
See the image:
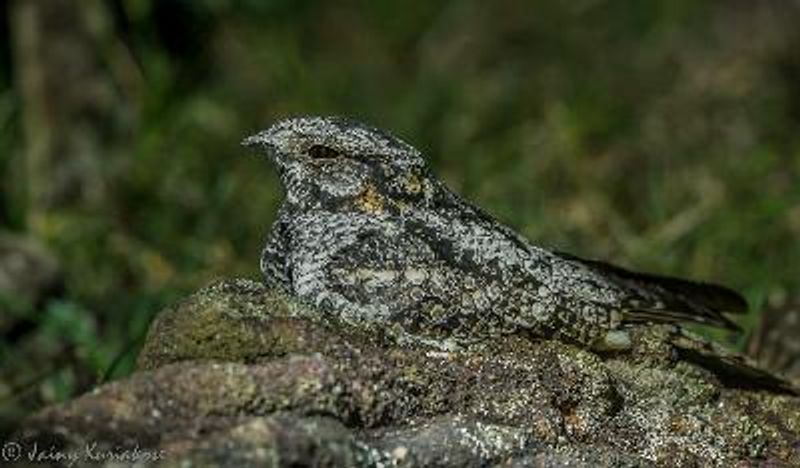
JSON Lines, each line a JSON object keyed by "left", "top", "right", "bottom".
{"left": 557, "top": 252, "right": 745, "bottom": 331}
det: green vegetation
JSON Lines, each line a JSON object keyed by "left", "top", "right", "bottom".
{"left": 1, "top": 1, "right": 798, "bottom": 433}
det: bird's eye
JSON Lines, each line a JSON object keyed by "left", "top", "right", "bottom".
{"left": 307, "top": 145, "right": 341, "bottom": 160}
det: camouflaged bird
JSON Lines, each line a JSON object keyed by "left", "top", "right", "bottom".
{"left": 243, "top": 116, "right": 795, "bottom": 392}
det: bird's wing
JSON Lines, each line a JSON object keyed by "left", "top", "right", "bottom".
{"left": 555, "top": 252, "right": 746, "bottom": 331}
{"left": 432, "top": 186, "right": 745, "bottom": 331}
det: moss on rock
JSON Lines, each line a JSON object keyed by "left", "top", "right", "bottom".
{"left": 16, "top": 279, "right": 800, "bottom": 467}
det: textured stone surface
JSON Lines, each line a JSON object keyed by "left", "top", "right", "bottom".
{"left": 15, "top": 279, "right": 800, "bottom": 467}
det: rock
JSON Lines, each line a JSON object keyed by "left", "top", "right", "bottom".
{"left": 14, "top": 279, "right": 800, "bottom": 467}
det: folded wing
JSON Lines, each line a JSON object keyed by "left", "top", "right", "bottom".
{"left": 557, "top": 252, "right": 747, "bottom": 331}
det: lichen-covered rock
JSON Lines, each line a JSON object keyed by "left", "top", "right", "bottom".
{"left": 15, "top": 279, "right": 800, "bottom": 467}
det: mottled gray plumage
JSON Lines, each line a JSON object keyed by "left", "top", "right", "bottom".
{"left": 243, "top": 116, "right": 748, "bottom": 352}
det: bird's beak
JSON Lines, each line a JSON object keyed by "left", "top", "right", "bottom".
{"left": 242, "top": 132, "right": 278, "bottom": 157}
{"left": 241, "top": 132, "right": 272, "bottom": 151}
{"left": 242, "top": 132, "right": 290, "bottom": 169}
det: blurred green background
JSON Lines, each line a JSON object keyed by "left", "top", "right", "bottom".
{"left": 1, "top": 0, "right": 799, "bottom": 434}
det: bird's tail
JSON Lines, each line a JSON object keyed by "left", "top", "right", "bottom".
{"left": 666, "top": 327, "right": 798, "bottom": 396}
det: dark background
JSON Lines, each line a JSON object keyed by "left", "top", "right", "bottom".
{"left": 1, "top": 0, "right": 799, "bottom": 433}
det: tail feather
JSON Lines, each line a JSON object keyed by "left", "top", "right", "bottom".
{"left": 623, "top": 308, "right": 741, "bottom": 332}
{"left": 557, "top": 252, "right": 746, "bottom": 331}
{"left": 668, "top": 328, "right": 798, "bottom": 395}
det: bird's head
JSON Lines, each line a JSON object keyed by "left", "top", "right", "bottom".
{"left": 243, "top": 116, "right": 434, "bottom": 212}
